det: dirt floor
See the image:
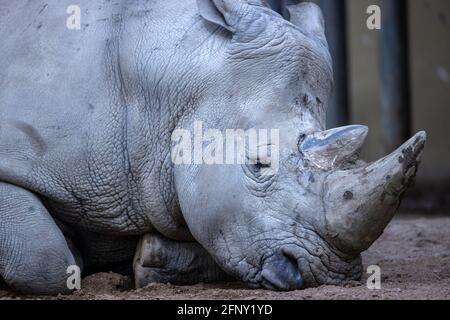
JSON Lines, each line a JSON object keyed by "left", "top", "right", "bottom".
{"left": 1, "top": 215, "right": 449, "bottom": 300}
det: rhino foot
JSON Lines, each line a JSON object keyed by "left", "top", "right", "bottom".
{"left": 133, "top": 234, "right": 232, "bottom": 288}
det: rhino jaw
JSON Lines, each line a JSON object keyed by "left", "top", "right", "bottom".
{"left": 323, "top": 131, "right": 426, "bottom": 255}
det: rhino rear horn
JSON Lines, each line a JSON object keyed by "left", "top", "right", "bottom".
{"left": 299, "top": 125, "right": 369, "bottom": 170}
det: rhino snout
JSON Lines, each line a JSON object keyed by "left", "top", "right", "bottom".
{"left": 260, "top": 251, "right": 303, "bottom": 291}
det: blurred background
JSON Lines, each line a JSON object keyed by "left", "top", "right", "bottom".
{"left": 270, "top": 0, "right": 450, "bottom": 214}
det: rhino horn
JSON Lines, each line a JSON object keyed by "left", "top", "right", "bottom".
{"left": 300, "top": 125, "right": 369, "bottom": 170}
{"left": 323, "top": 131, "right": 426, "bottom": 254}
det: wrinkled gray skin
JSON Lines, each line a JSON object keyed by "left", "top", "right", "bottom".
{"left": 0, "top": 0, "right": 426, "bottom": 295}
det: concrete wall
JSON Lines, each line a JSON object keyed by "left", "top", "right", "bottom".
{"left": 346, "top": 0, "right": 450, "bottom": 183}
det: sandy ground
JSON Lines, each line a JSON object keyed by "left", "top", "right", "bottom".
{"left": 1, "top": 215, "right": 449, "bottom": 300}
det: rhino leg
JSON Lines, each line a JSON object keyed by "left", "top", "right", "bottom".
{"left": 133, "top": 233, "right": 232, "bottom": 288}
{"left": 0, "top": 182, "right": 79, "bottom": 295}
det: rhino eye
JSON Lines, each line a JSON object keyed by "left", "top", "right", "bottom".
{"left": 247, "top": 159, "right": 272, "bottom": 178}
{"left": 254, "top": 160, "right": 271, "bottom": 170}
{"left": 243, "top": 159, "right": 276, "bottom": 186}
{"left": 252, "top": 156, "right": 272, "bottom": 171}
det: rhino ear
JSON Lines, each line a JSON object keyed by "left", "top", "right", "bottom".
{"left": 197, "top": 0, "right": 270, "bottom": 34}
{"left": 197, "top": 0, "right": 240, "bottom": 33}
{"left": 287, "top": 2, "right": 326, "bottom": 40}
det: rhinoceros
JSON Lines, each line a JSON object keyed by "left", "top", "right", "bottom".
{"left": 0, "top": 0, "right": 425, "bottom": 295}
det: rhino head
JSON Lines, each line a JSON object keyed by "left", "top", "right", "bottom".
{"left": 173, "top": 0, "right": 426, "bottom": 290}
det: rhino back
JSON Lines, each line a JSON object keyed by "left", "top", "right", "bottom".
{"left": 0, "top": 0, "right": 211, "bottom": 237}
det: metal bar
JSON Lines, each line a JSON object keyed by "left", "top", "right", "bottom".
{"left": 379, "top": 0, "right": 411, "bottom": 152}
{"left": 319, "top": 0, "right": 350, "bottom": 129}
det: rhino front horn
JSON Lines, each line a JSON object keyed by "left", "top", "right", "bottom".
{"left": 323, "top": 131, "right": 427, "bottom": 255}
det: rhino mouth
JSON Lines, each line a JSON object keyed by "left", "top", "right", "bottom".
{"left": 232, "top": 225, "right": 363, "bottom": 291}
{"left": 245, "top": 250, "right": 362, "bottom": 291}
{"left": 261, "top": 252, "right": 304, "bottom": 291}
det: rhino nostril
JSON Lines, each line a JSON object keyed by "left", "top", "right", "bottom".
{"left": 261, "top": 252, "right": 303, "bottom": 291}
